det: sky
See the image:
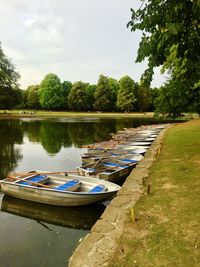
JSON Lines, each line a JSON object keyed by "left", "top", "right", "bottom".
{"left": 0, "top": 0, "right": 166, "bottom": 89}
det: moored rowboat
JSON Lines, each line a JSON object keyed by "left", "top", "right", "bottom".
{"left": 0, "top": 172, "right": 121, "bottom": 206}
{"left": 81, "top": 151, "right": 144, "bottom": 165}
{"left": 77, "top": 157, "right": 137, "bottom": 183}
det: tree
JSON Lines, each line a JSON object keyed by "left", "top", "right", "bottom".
{"left": 93, "top": 75, "right": 116, "bottom": 111}
{"left": 128, "top": 0, "right": 200, "bottom": 115}
{"left": 85, "top": 84, "right": 96, "bottom": 111}
{"left": 108, "top": 78, "right": 119, "bottom": 111}
{"left": 68, "top": 81, "right": 89, "bottom": 111}
{"left": 0, "top": 42, "right": 21, "bottom": 109}
{"left": 116, "top": 76, "right": 136, "bottom": 112}
{"left": 39, "top": 73, "right": 64, "bottom": 110}
{"left": 136, "top": 84, "right": 151, "bottom": 112}
{"left": 149, "top": 87, "right": 160, "bottom": 112}
{"left": 154, "top": 82, "right": 186, "bottom": 118}
{"left": 62, "top": 80, "right": 72, "bottom": 110}
{"left": 26, "top": 85, "right": 41, "bottom": 109}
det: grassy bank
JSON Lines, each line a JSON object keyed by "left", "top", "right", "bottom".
{"left": 0, "top": 110, "right": 154, "bottom": 118}
{"left": 109, "top": 119, "right": 200, "bottom": 267}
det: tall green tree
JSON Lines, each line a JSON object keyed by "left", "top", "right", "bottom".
{"left": 149, "top": 87, "right": 160, "bottom": 112}
{"left": 116, "top": 76, "right": 136, "bottom": 112}
{"left": 108, "top": 78, "right": 119, "bottom": 110}
{"left": 68, "top": 81, "right": 89, "bottom": 111}
{"left": 85, "top": 84, "right": 96, "bottom": 111}
{"left": 136, "top": 84, "right": 152, "bottom": 112}
{"left": 26, "top": 85, "right": 41, "bottom": 109}
{"left": 0, "top": 42, "right": 21, "bottom": 109}
{"left": 93, "top": 75, "right": 116, "bottom": 111}
{"left": 128, "top": 0, "right": 200, "bottom": 115}
{"left": 62, "top": 80, "right": 72, "bottom": 110}
{"left": 154, "top": 82, "right": 186, "bottom": 118}
{"left": 39, "top": 73, "right": 64, "bottom": 110}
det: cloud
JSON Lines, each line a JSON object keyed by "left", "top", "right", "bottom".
{"left": 0, "top": 0, "right": 164, "bottom": 88}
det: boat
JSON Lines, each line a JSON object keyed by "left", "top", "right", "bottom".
{"left": 87, "top": 147, "right": 147, "bottom": 155}
{"left": 117, "top": 144, "right": 150, "bottom": 149}
{"left": 1, "top": 195, "right": 105, "bottom": 230}
{"left": 114, "top": 145, "right": 149, "bottom": 151}
{"left": 77, "top": 157, "right": 137, "bottom": 183}
{"left": 132, "top": 137, "right": 155, "bottom": 142}
{"left": 117, "top": 153, "right": 144, "bottom": 162}
{"left": 122, "top": 141, "right": 151, "bottom": 146}
{"left": 0, "top": 172, "right": 121, "bottom": 206}
{"left": 82, "top": 152, "right": 118, "bottom": 165}
{"left": 82, "top": 151, "right": 144, "bottom": 165}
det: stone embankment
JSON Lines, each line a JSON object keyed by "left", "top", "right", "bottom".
{"left": 69, "top": 126, "right": 168, "bottom": 267}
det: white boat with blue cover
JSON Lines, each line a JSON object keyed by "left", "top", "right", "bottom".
{"left": 88, "top": 146, "right": 147, "bottom": 155}
{"left": 81, "top": 151, "right": 144, "bottom": 165}
{"left": 0, "top": 172, "right": 121, "bottom": 206}
{"left": 77, "top": 157, "right": 137, "bottom": 183}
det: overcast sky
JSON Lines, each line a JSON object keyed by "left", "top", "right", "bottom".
{"left": 0, "top": 0, "right": 166, "bottom": 89}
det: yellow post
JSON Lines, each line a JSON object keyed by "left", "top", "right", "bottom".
{"left": 130, "top": 207, "right": 135, "bottom": 222}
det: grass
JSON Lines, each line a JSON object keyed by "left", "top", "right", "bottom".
{"left": 108, "top": 119, "right": 200, "bottom": 267}
{"left": 0, "top": 110, "right": 155, "bottom": 118}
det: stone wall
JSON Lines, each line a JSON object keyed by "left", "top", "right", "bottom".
{"left": 69, "top": 127, "right": 168, "bottom": 267}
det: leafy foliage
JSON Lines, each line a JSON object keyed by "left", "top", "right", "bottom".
{"left": 154, "top": 82, "right": 187, "bottom": 118}
{"left": 26, "top": 85, "right": 41, "bottom": 109}
{"left": 68, "top": 81, "right": 89, "bottom": 111}
{"left": 0, "top": 42, "right": 21, "bottom": 109}
{"left": 136, "top": 84, "right": 152, "bottom": 112}
{"left": 39, "top": 73, "right": 64, "bottom": 110}
{"left": 94, "top": 75, "right": 117, "bottom": 111}
{"left": 116, "top": 76, "right": 136, "bottom": 112}
{"left": 108, "top": 78, "right": 119, "bottom": 109}
{"left": 128, "top": 0, "right": 200, "bottom": 116}
{"left": 85, "top": 84, "right": 96, "bottom": 111}
{"left": 0, "top": 42, "right": 20, "bottom": 89}
{"left": 62, "top": 80, "right": 72, "bottom": 109}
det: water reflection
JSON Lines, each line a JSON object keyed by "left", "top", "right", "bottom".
{"left": 0, "top": 120, "right": 23, "bottom": 179}
{"left": 1, "top": 195, "right": 106, "bottom": 230}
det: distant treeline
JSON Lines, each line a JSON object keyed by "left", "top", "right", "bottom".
{"left": 1, "top": 73, "right": 160, "bottom": 113}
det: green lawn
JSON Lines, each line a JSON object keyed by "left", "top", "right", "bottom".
{"left": 0, "top": 110, "right": 154, "bottom": 118}
{"left": 109, "top": 119, "right": 200, "bottom": 267}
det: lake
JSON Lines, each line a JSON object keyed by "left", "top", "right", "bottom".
{"left": 0, "top": 116, "right": 172, "bottom": 266}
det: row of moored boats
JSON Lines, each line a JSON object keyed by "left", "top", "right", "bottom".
{"left": 0, "top": 124, "right": 168, "bottom": 206}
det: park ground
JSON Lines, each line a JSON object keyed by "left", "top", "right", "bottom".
{"left": 0, "top": 110, "right": 154, "bottom": 118}
{"left": 108, "top": 119, "right": 200, "bottom": 267}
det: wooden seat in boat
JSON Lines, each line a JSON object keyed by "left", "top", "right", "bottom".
{"left": 17, "top": 175, "right": 48, "bottom": 185}
{"left": 89, "top": 184, "right": 107, "bottom": 193}
{"left": 54, "top": 179, "right": 80, "bottom": 192}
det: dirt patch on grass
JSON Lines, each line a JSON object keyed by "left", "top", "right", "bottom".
{"left": 161, "top": 182, "right": 178, "bottom": 189}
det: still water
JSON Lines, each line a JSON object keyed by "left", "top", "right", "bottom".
{"left": 0, "top": 116, "right": 172, "bottom": 266}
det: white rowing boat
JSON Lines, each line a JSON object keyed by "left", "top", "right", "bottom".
{"left": 0, "top": 172, "right": 120, "bottom": 206}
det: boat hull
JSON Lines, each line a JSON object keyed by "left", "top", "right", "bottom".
{"left": 0, "top": 174, "right": 120, "bottom": 206}
{"left": 77, "top": 162, "right": 135, "bottom": 183}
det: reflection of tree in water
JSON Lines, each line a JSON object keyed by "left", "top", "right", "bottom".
{"left": 23, "top": 119, "right": 120, "bottom": 155}
{"left": 23, "top": 120, "right": 41, "bottom": 143}
{"left": 39, "top": 122, "right": 65, "bottom": 155}
{"left": 23, "top": 117, "right": 171, "bottom": 155}
{"left": 0, "top": 120, "right": 23, "bottom": 179}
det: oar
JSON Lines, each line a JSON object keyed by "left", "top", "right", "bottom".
{"left": 92, "top": 157, "right": 103, "bottom": 168}
{"left": 7, "top": 175, "right": 53, "bottom": 189}
{"left": 12, "top": 170, "right": 79, "bottom": 177}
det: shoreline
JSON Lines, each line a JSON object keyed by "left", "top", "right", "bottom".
{"left": 0, "top": 110, "right": 154, "bottom": 119}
